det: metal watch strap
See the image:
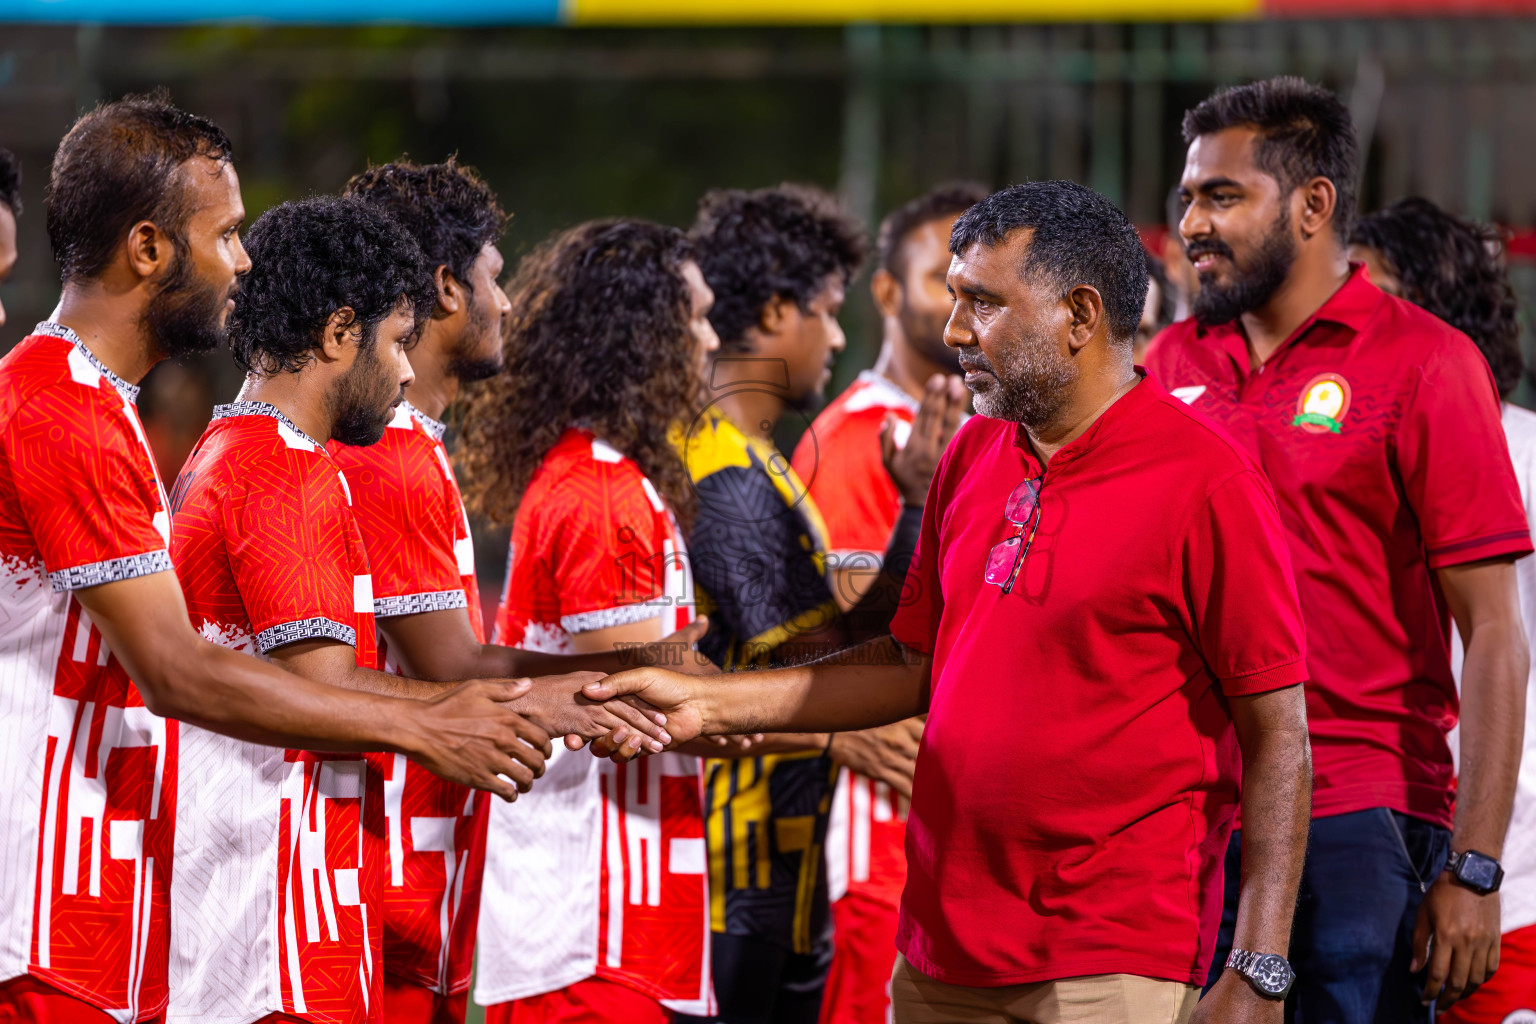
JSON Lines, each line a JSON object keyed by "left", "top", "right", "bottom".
{"left": 1226, "top": 949, "right": 1257, "bottom": 973}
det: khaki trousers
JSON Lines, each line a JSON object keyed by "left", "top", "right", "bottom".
{"left": 890, "top": 954, "right": 1200, "bottom": 1024}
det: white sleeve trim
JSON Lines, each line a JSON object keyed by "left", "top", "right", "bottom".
{"left": 48, "top": 549, "right": 172, "bottom": 593}
{"left": 560, "top": 603, "right": 665, "bottom": 635}
{"left": 373, "top": 589, "right": 468, "bottom": 619}
{"left": 256, "top": 617, "right": 357, "bottom": 654}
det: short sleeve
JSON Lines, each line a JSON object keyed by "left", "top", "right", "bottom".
{"left": 688, "top": 465, "right": 838, "bottom": 649}
{"left": 5, "top": 386, "right": 169, "bottom": 591}
{"left": 887, "top": 443, "right": 951, "bottom": 657}
{"left": 1396, "top": 337, "right": 1534, "bottom": 569}
{"left": 794, "top": 411, "right": 902, "bottom": 560}
{"left": 1183, "top": 470, "right": 1309, "bottom": 696}
{"left": 544, "top": 464, "right": 669, "bottom": 634}
{"left": 226, "top": 453, "right": 364, "bottom": 654}
{"left": 339, "top": 442, "right": 466, "bottom": 618}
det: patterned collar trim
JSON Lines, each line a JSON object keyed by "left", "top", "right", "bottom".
{"left": 857, "top": 370, "right": 921, "bottom": 414}
{"left": 33, "top": 321, "right": 141, "bottom": 402}
{"left": 406, "top": 402, "right": 447, "bottom": 442}
{"left": 212, "top": 400, "right": 327, "bottom": 450}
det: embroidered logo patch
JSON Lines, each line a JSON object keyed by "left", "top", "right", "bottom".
{"left": 1292, "top": 374, "right": 1351, "bottom": 434}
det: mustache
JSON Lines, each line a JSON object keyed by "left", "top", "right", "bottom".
{"left": 957, "top": 353, "right": 994, "bottom": 375}
{"left": 1185, "top": 238, "right": 1234, "bottom": 262}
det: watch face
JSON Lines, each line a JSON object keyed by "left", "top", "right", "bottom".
{"left": 1249, "top": 954, "right": 1293, "bottom": 996}
{"left": 1461, "top": 853, "right": 1501, "bottom": 892}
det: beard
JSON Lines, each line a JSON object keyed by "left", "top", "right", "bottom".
{"left": 900, "top": 302, "right": 961, "bottom": 374}
{"left": 329, "top": 330, "right": 404, "bottom": 447}
{"left": 446, "top": 295, "right": 504, "bottom": 384}
{"left": 1190, "top": 209, "right": 1297, "bottom": 327}
{"left": 962, "top": 328, "right": 1077, "bottom": 427}
{"left": 142, "top": 249, "right": 235, "bottom": 359}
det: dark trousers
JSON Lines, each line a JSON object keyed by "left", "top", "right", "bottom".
{"left": 1208, "top": 807, "right": 1452, "bottom": 1024}
{"left": 678, "top": 933, "right": 832, "bottom": 1024}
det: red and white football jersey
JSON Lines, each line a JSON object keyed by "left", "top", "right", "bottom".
{"left": 791, "top": 371, "right": 914, "bottom": 909}
{"left": 167, "top": 401, "right": 383, "bottom": 1024}
{"left": 475, "top": 428, "right": 711, "bottom": 1015}
{"left": 330, "top": 402, "right": 486, "bottom": 999}
{"left": 0, "top": 322, "right": 176, "bottom": 1022}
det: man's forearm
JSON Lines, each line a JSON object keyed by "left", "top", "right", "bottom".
{"left": 1230, "top": 689, "right": 1313, "bottom": 956}
{"left": 1454, "top": 619, "right": 1528, "bottom": 857}
{"left": 694, "top": 635, "right": 929, "bottom": 736}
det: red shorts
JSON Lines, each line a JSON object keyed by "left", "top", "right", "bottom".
{"left": 1440, "top": 923, "right": 1536, "bottom": 1024}
{"left": 484, "top": 977, "right": 670, "bottom": 1024}
{"left": 819, "top": 895, "right": 900, "bottom": 1024}
{"left": 0, "top": 976, "right": 162, "bottom": 1024}
{"left": 383, "top": 978, "right": 468, "bottom": 1024}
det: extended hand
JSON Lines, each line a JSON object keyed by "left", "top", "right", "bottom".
{"left": 582, "top": 667, "right": 707, "bottom": 757}
{"left": 406, "top": 678, "right": 554, "bottom": 802}
{"left": 827, "top": 717, "right": 923, "bottom": 799}
{"left": 508, "top": 671, "right": 673, "bottom": 758}
{"left": 1412, "top": 872, "right": 1502, "bottom": 1009}
{"left": 1189, "top": 970, "right": 1282, "bottom": 1024}
{"left": 881, "top": 374, "right": 967, "bottom": 508}
{"left": 662, "top": 617, "right": 720, "bottom": 677}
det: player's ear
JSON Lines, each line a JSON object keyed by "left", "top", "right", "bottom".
{"left": 1066, "top": 284, "right": 1104, "bottom": 353}
{"left": 435, "top": 264, "right": 461, "bottom": 317}
{"left": 871, "top": 268, "right": 902, "bottom": 319}
{"left": 125, "top": 219, "right": 171, "bottom": 283}
{"left": 318, "top": 306, "right": 361, "bottom": 363}
{"left": 758, "top": 295, "right": 790, "bottom": 336}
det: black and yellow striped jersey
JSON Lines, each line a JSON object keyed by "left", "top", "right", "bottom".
{"left": 677, "top": 405, "right": 841, "bottom": 953}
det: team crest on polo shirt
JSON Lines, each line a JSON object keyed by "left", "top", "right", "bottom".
{"left": 1292, "top": 373, "right": 1352, "bottom": 434}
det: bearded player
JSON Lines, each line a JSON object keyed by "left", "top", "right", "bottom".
{"left": 165, "top": 196, "right": 667, "bottom": 1024}
{"left": 0, "top": 96, "right": 545, "bottom": 1024}
{"left": 788, "top": 184, "right": 978, "bottom": 1024}
{"left": 338, "top": 162, "right": 704, "bottom": 1024}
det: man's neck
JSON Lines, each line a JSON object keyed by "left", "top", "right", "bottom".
{"left": 237, "top": 372, "right": 332, "bottom": 445}
{"left": 1024, "top": 355, "right": 1140, "bottom": 466}
{"left": 401, "top": 323, "right": 460, "bottom": 422}
{"left": 50, "top": 285, "right": 162, "bottom": 385}
{"left": 872, "top": 332, "right": 950, "bottom": 403}
{"left": 708, "top": 360, "right": 788, "bottom": 442}
{"left": 1239, "top": 243, "right": 1352, "bottom": 368}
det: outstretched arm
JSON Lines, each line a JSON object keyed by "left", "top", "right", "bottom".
{"left": 583, "top": 635, "right": 932, "bottom": 746}
{"left": 77, "top": 571, "right": 547, "bottom": 801}
{"left": 1193, "top": 684, "right": 1311, "bottom": 1024}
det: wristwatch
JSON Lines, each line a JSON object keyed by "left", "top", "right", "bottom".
{"left": 1226, "top": 949, "right": 1295, "bottom": 1000}
{"left": 1445, "top": 849, "right": 1504, "bottom": 896}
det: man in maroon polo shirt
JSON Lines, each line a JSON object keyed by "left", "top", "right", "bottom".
{"left": 1146, "top": 77, "right": 1532, "bottom": 1021}
{"left": 584, "top": 180, "right": 1314, "bottom": 1024}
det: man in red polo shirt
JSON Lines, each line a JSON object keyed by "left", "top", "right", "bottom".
{"left": 1146, "top": 77, "right": 1532, "bottom": 1021}
{"left": 586, "top": 180, "right": 1315, "bottom": 1024}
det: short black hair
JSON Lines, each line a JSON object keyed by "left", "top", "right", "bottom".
{"left": 949, "top": 180, "right": 1149, "bottom": 344}
{"left": 1352, "top": 197, "right": 1524, "bottom": 399}
{"left": 46, "top": 89, "right": 232, "bottom": 283}
{"left": 876, "top": 181, "right": 989, "bottom": 277}
{"left": 1182, "top": 76, "right": 1360, "bottom": 239}
{"left": 229, "top": 196, "right": 434, "bottom": 376}
{"left": 343, "top": 157, "right": 507, "bottom": 298}
{"left": 690, "top": 183, "right": 868, "bottom": 352}
{"left": 0, "top": 147, "right": 20, "bottom": 217}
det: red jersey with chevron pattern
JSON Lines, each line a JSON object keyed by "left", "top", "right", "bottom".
{"left": 167, "top": 401, "right": 383, "bottom": 1024}
{"left": 330, "top": 402, "right": 487, "bottom": 998}
{"left": 0, "top": 324, "right": 177, "bottom": 1022}
{"left": 476, "top": 427, "right": 711, "bottom": 1015}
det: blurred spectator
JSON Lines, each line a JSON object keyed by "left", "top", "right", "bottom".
{"left": 137, "top": 357, "right": 215, "bottom": 481}
{"left": 0, "top": 147, "right": 19, "bottom": 329}
{"left": 1351, "top": 197, "right": 1536, "bottom": 1024}
{"left": 1160, "top": 185, "right": 1197, "bottom": 322}
{"left": 1135, "top": 253, "right": 1178, "bottom": 364}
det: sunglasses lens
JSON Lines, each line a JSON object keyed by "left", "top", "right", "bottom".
{"left": 1005, "top": 479, "right": 1041, "bottom": 524}
{"left": 984, "top": 536, "right": 1021, "bottom": 585}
